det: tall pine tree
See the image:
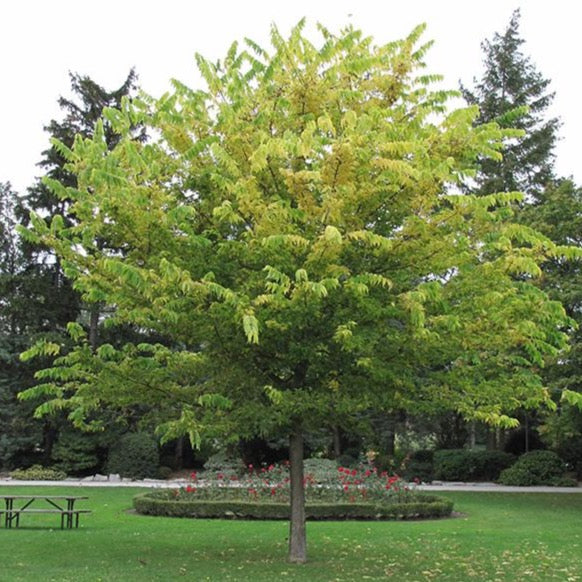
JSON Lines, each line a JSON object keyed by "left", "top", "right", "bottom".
{"left": 4, "top": 70, "right": 142, "bottom": 467}
{"left": 462, "top": 9, "right": 559, "bottom": 200}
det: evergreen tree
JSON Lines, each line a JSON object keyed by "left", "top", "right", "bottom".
{"left": 521, "top": 179, "right": 582, "bottom": 466}
{"left": 0, "top": 182, "right": 44, "bottom": 468}
{"left": 2, "top": 71, "right": 142, "bottom": 467}
{"left": 462, "top": 9, "right": 560, "bottom": 199}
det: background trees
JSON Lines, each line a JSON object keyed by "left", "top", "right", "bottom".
{"left": 461, "top": 9, "right": 559, "bottom": 200}
{"left": 462, "top": 10, "right": 582, "bottom": 457}
{"left": 0, "top": 70, "right": 142, "bottom": 471}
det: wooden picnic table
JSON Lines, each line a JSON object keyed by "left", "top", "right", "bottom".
{"left": 0, "top": 495, "right": 90, "bottom": 529}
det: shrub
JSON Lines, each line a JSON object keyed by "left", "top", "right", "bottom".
{"left": 106, "top": 432, "right": 159, "bottom": 479}
{"left": 157, "top": 466, "right": 174, "bottom": 480}
{"left": 402, "top": 450, "right": 435, "bottom": 483}
{"left": 51, "top": 429, "right": 100, "bottom": 475}
{"left": 133, "top": 491, "right": 453, "bottom": 520}
{"left": 336, "top": 453, "right": 358, "bottom": 469}
{"left": 303, "top": 458, "right": 338, "bottom": 483}
{"left": 498, "top": 450, "right": 571, "bottom": 486}
{"left": 434, "top": 449, "right": 515, "bottom": 481}
{"left": 203, "top": 450, "right": 247, "bottom": 476}
{"left": 10, "top": 464, "right": 67, "bottom": 481}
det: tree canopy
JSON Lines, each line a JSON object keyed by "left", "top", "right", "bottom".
{"left": 20, "top": 21, "right": 577, "bottom": 562}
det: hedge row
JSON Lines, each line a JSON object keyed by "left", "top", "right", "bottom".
{"left": 133, "top": 492, "right": 454, "bottom": 520}
{"left": 433, "top": 449, "right": 515, "bottom": 481}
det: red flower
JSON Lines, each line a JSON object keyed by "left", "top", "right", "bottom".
{"left": 190, "top": 472, "right": 197, "bottom": 480}
{"left": 381, "top": 471, "right": 388, "bottom": 478}
{"left": 185, "top": 485, "right": 196, "bottom": 493}
{"left": 338, "top": 467, "right": 344, "bottom": 473}
{"left": 351, "top": 469, "right": 357, "bottom": 476}
{"left": 248, "top": 464, "right": 253, "bottom": 470}
{"left": 343, "top": 485, "right": 349, "bottom": 492}
{"left": 365, "top": 470, "right": 371, "bottom": 477}
{"left": 268, "top": 465, "right": 274, "bottom": 471}
{"left": 217, "top": 473, "right": 224, "bottom": 480}
{"left": 271, "top": 488, "right": 277, "bottom": 496}
{"left": 385, "top": 484, "right": 391, "bottom": 490}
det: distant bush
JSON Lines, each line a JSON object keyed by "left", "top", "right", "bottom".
{"left": 106, "top": 432, "right": 159, "bottom": 479}
{"left": 336, "top": 453, "right": 358, "bottom": 469}
{"left": 498, "top": 450, "right": 575, "bottom": 486}
{"left": 10, "top": 464, "right": 67, "bottom": 481}
{"left": 157, "top": 466, "right": 174, "bottom": 480}
{"left": 434, "top": 449, "right": 515, "bottom": 481}
{"left": 402, "top": 450, "right": 435, "bottom": 483}
{"left": 203, "top": 450, "right": 247, "bottom": 476}
{"left": 303, "top": 458, "right": 338, "bottom": 482}
{"left": 51, "top": 429, "right": 100, "bottom": 475}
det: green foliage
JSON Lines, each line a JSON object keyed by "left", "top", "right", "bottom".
{"left": 401, "top": 449, "right": 435, "bottom": 483}
{"left": 10, "top": 464, "right": 67, "bottom": 480}
{"left": 106, "top": 432, "right": 160, "bottom": 479}
{"left": 434, "top": 449, "right": 515, "bottom": 481}
{"left": 302, "top": 457, "right": 338, "bottom": 482}
{"left": 497, "top": 450, "right": 571, "bottom": 486}
{"left": 133, "top": 491, "right": 453, "bottom": 520}
{"left": 203, "top": 449, "right": 247, "bottom": 476}
{"left": 20, "top": 21, "right": 575, "bottom": 442}
{"left": 50, "top": 427, "right": 101, "bottom": 475}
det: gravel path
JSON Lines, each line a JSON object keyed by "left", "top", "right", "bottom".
{"left": 0, "top": 477, "right": 580, "bottom": 493}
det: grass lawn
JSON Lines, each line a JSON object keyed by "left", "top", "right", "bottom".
{"left": 0, "top": 486, "right": 580, "bottom": 581}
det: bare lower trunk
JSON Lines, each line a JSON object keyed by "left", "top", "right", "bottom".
{"left": 174, "top": 436, "right": 184, "bottom": 470}
{"left": 89, "top": 304, "right": 100, "bottom": 351}
{"left": 288, "top": 427, "right": 306, "bottom": 564}
{"left": 332, "top": 425, "right": 341, "bottom": 459}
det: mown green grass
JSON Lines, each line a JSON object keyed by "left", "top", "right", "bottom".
{"left": 0, "top": 486, "right": 580, "bottom": 581}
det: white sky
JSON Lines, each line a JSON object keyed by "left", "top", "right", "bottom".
{"left": 1, "top": 0, "right": 580, "bottom": 194}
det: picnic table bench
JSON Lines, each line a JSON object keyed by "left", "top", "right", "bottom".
{"left": 0, "top": 495, "right": 90, "bottom": 529}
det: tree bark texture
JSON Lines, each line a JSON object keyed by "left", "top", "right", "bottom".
{"left": 288, "top": 427, "right": 307, "bottom": 564}
{"left": 89, "top": 304, "right": 100, "bottom": 351}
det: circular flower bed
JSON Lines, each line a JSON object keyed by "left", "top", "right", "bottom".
{"left": 133, "top": 463, "right": 454, "bottom": 520}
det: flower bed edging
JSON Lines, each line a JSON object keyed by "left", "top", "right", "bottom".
{"left": 133, "top": 491, "right": 454, "bottom": 520}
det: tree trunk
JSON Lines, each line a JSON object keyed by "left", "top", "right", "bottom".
{"left": 288, "top": 426, "right": 306, "bottom": 564}
{"left": 332, "top": 425, "right": 341, "bottom": 459}
{"left": 174, "top": 436, "right": 184, "bottom": 470}
{"left": 89, "top": 304, "right": 100, "bottom": 351}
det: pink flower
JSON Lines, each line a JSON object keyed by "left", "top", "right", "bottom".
{"left": 338, "top": 467, "right": 344, "bottom": 473}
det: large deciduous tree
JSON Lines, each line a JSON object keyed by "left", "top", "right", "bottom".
{"left": 461, "top": 9, "right": 560, "bottom": 199}
{"left": 21, "top": 22, "right": 575, "bottom": 562}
